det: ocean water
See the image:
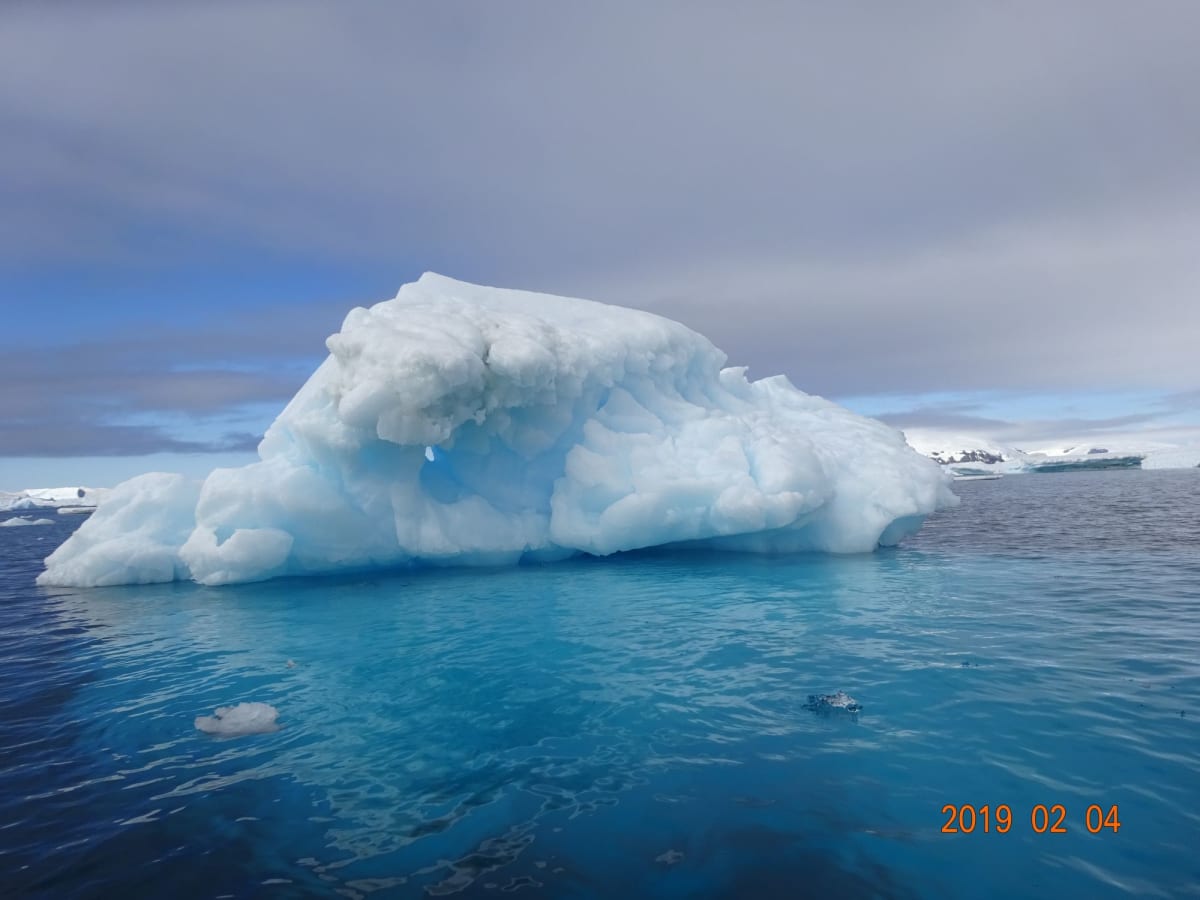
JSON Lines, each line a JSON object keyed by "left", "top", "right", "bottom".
{"left": 2, "top": 470, "right": 1198, "bottom": 899}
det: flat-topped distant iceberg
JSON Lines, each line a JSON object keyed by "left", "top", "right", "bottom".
{"left": 2, "top": 516, "right": 55, "bottom": 527}
{"left": 39, "top": 274, "right": 956, "bottom": 587}
{"left": 0, "top": 486, "right": 111, "bottom": 512}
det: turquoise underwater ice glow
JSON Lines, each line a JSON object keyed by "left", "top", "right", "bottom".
{"left": 1, "top": 469, "right": 1198, "bottom": 898}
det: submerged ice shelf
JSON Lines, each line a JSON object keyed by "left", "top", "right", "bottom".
{"left": 40, "top": 274, "right": 955, "bottom": 587}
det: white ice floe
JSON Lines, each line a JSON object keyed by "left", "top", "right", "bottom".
{"left": 194, "top": 702, "right": 281, "bottom": 736}
{"left": 40, "top": 273, "right": 955, "bottom": 587}
{"left": 1, "top": 516, "right": 55, "bottom": 527}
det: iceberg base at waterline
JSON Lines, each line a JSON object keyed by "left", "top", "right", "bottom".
{"left": 39, "top": 274, "right": 956, "bottom": 588}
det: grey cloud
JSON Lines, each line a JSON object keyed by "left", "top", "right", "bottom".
{"left": 3, "top": 2, "right": 1199, "bottom": 272}
{"left": 0, "top": 360, "right": 300, "bottom": 418}
{"left": 0, "top": 315, "right": 330, "bottom": 456}
{"left": 582, "top": 206, "right": 1200, "bottom": 395}
{"left": 0, "top": 339, "right": 309, "bottom": 412}
{"left": 1160, "top": 390, "right": 1200, "bottom": 415}
{"left": 2, "top": 0, "right": 1199, "bottom": 451}
{"left": 0, "top": 424, "right": 259, "bottom": 458}
{"left": 1020, "top": 415, "right": 1168, "bottom": 441}
{"left": 875, "top": 410, "right": 1017, "bottom": 434}
{"left": 877, "top": 397, "right": 1194, "bottom": 448}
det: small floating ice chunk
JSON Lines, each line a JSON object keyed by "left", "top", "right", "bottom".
{"left": 803, "top": 691, "right": 863, "bottom": 714}
{"left": 1, "top": 516, "right": 55, "bottom": 527}
{"left": 194, "top": 702, "right": 280, "bottom": 736}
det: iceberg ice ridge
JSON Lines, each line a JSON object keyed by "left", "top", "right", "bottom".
{"left": 39, "top": 273, "right": 957, "bottom": 587}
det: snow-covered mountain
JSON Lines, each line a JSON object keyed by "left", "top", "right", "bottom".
{"left": 903, "top": 429, "right": 1200, "bottom": 474}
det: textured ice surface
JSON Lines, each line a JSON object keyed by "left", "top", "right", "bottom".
{"left": 194, "top": 702, "right": 280, "bottom": 736}
{"left": 40, "top": 273, "right": 955, "bottom": 587}
{"left": 39, "top": 473, "right": 200, "bottom": 586}
{"left": 1, "top": 517, "right": 55, "bottom": 527}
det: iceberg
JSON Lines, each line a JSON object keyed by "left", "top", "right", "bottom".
{"left": 0, "top": 486, "right": 112, "bottom": 512}
{"left": 1, "top": 516, "right": 55, "bottom": 527}
{"left": 1143, "top": 447, "right": 1200, "bottom": 470}
{"left": 39, "top": 274, "right": 955, "bottom": 587}
{"left": 1027, "top": 455, "right": 1143, "bottom": 473}
{"left": 2, "top": 496, "right": 44, "bottom": 512}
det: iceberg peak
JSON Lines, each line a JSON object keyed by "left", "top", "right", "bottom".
{"left": 40, "top": 275, "right": 955, "bottom": 587}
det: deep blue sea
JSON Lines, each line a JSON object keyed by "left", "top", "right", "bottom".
{"left": 2, "top": 469, "right": 1198, "bottom": 899}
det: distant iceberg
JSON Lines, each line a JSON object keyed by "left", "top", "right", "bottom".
{"left": 1, "top": 516, "right": 55, "bottom": 527}
{"left": 1027, "top": 455, "right": 1143, "bottom": 473}
{"left": 0, "top": 486, "right": 111, "bottom": 513}
{"left": 1143, "top": 447, "right": 1200, "bottom": 470}
{"left": 40, "top": 274, "right": 955, "bottom": 587}
{"left": 0, "top": 496, "right": 42, "bottom": 512}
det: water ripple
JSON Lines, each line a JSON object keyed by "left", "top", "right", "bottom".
{"left": 1, "top": 472, "right": 1198, "bottom": 897}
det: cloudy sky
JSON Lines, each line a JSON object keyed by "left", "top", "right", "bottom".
{"left": 2, "top": 1, "right": 1198, "bottom": 489}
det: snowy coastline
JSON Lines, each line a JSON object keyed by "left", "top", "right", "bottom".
{"left": 903, "top": 430, "right": 1200, "bottom": 475}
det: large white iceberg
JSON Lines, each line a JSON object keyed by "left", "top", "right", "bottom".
{"left": 39, "top": 274, "right": 955, "bottom": 587}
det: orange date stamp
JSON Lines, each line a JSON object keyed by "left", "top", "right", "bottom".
{"left": 941, "top": 803, "right": 1121, "bottom": 834}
